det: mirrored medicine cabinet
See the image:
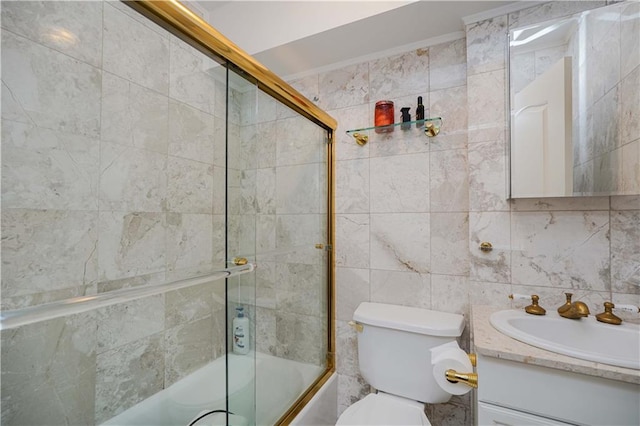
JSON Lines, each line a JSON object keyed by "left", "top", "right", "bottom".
{"left": 508, "top": 1, "right": 639, "bottom": 198}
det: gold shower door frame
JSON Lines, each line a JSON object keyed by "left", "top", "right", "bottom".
{"left": 124, "top": 1, "right": 337, "bottom": 424}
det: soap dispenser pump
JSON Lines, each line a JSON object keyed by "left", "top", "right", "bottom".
{"left": 415, "top": 96, "right": 425, "bottom": 128}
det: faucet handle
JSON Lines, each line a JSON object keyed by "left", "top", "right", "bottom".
{"left": 509, "top": 293, "right": 546, "bottom": 315}
{"left": 557, "top": 292, "right": 573, "bottom": 314}
{"left": 596, "top": 302, "right": 622, "bottom": 325}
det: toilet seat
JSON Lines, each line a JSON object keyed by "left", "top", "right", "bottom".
{"left": 336, "top": 393, "right": 431, "bottom": 425}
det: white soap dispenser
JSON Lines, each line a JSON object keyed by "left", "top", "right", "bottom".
{"left": 233, "top": 306, "right": 250, "bottom": 355}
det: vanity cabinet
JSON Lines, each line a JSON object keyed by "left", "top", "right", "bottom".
{"left": 476, "top": 354, "right": 640, "bottom": 426}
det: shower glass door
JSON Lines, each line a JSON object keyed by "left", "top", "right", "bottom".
{"left": 225, "top": 68, "right": 330, "bottom": 425}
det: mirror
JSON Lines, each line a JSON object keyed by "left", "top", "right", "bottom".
{"left": 509, "top": 2, "right": 639, "bottom": 198}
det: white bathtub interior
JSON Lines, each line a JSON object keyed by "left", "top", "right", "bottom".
{"left": 103, "top": 352, "right": 324, "bottom": 426}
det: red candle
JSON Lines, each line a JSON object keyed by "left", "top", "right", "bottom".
{"left": 374, "top": 100, "right": 394, "bottom": 133}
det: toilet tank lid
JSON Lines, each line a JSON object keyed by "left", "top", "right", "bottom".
{"left": 353, "top": 302, "right": 464, "bottom": 337}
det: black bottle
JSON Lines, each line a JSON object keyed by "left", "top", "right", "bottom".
{"left": 415, "top": 96, "right": 425, "bottom": 128}
{"left": 400, "top": 107, "right": 411, "bottom": 130}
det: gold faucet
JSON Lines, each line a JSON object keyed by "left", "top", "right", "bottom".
{"left": 596, "top": 302, "right": 622, "bottom": 325}
{"left": 557, "top": 293, "right": 590, "bottom": 319}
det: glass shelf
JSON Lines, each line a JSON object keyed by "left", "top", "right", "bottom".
{"left": 345, "top": 117, "right": 442, "bottom": 146}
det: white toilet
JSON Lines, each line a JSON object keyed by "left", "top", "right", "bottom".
{"left": 336, "top": 302, "right": 471, "bottom": 426}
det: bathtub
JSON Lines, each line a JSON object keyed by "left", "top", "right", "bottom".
{"left": 104, "top": 352, "right": 324, "bottom": 426}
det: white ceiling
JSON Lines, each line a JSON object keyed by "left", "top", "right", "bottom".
{"left": 192, "top": 0, "right": 530, "bottom": 78}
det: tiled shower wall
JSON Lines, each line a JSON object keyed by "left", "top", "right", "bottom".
{"left": 286, "top": 1, "right": 639, "bottom": 424}
{"left": 1, "top": 2, "right": 231, "bottom": 423}
{"left": 229, "top": 88, "right": 329, "bottom": 366}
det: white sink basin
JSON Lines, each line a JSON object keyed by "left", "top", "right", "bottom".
{"left": 490, "top": 310, "right": 640, "bottom": 370}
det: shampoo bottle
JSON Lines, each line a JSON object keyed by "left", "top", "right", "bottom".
{"left": 233, "top": 306, "right": 250, "bottom": 355}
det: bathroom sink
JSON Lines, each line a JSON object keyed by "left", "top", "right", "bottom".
{"left": 489, "top": 310, "right": 640, "bottom": 370}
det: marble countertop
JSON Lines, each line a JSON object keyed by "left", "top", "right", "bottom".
{"left": 471, "top": 305, "right": 640, "bottom": 385}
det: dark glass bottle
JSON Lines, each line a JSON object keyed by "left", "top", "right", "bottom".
{"left": 415, "top": 96, "right": 425, "bottom": 128}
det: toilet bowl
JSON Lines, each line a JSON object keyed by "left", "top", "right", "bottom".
{"left": 335, "top": 302, "right": 472, "bottom": 426}
{"left": 336, "top": 393, "right": 430, "bottom": 426}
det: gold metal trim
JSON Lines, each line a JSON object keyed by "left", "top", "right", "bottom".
{"left": 353, "top": 132, "right": 369, "bottom": 146}
{"left": 124, "top": 2, "right": 337, "bottom": 424}
{"left": 424, "top": 121, "right": 440, "bottom": 137}
{"left": 468, "top": 353, "right": 477, "bottom": 367}
{"left": 479, "top": 241, "right": 493, "bottom": 252}
{"left": 232, "top": 257, "right": 248, "bottom": 266}
{"left": 445, "top": 369, "right": 478, "bottom": 388}
{"left": 348, "top": 321, "right": 364, "bottom": 333}
{"left": 124, "top": 1, "right": 337, "bottom": 132}
{"left": 315, "top": 243, "right": 324, "bottom": 249}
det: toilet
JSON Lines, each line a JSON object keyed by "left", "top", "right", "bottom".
{"left": 336, "top": 302, "right": 471, "bottom": 426}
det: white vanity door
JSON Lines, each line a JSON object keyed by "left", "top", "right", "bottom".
{"left": 478, "top": 402, "right": 574, "bottom": 426}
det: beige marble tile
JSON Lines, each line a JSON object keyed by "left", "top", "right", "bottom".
{"left": 256, "top": 122, "right": 277, "bottom": 168}
{"left": 103, "top": 3, "right": 169, "bottom": 94}
{"left": 276, "top": 311, "right": 326, "bottom": 365}
{"left": 256, "top": 214, "right": 276, "bottom": 255}
{"left": 370, "top": 269, "right": 431, "bottom": 309}
{"left": 276, "top": 115, "right": 324, "bottom": 166}
{"left": 1, "top": 209, "right": 98, "bottom": 299}
{"left": 276, "top": 263, "right": 324, "bottom": 317}
{"left": 428, "top": 85, "right": 468, "bottom": 152}
{"left": 370, "top": 48, "right": 430, "bottom": 100}
{"left": 167, "top": 156, "right": 214, "bottom": 213}
{"left": 370, "top": 153, "right": 429, "bottom": 213}
{"left": 467, "top": 69, "right": 507, "bottom": 145}
{"left": 257, "top": 167, "right": 276, "bottom": 214}
{"left": 99, "top": 142, "right": 167, "bottom": 212}
{"left": 621, "top": 1, "right": 640, "bottom": 79}
{"left": 611, "top": 195, "right": 640, "bottom": 210}
{"left": 95, "top": 333, "right": 164, "bottom": 424}
{"left": 469, "top": 281, "right": 512, "bottom": 308}
{"left": 336, "top": 158, "right": 370, "bottom": 214}
{"left": 164, "top": 316, "right": 215, "bottom": 386}
{"left": 511, "top": 197, "right": 610, "bottom": 211}
{"left": 431, "top": 275, "right": 469, "bottom": 315}
{"left": 431, "top": 213, "right": 469, "bottom": 276}
{"left": 1, "top": 29, "right": 101, "bottom": 137}
{"left": 166, "top": 213, "right": 213, "bottom": 272}
{"left": 335, "top": 214, "right": 370, "bottom": 269}
{"left": 168, "top": 99, "right": 215, "bottom": 163}
{"left": 336, "top": 267, "right": 370, "bottom": 322}
{"left": 511, "top": 211, "right": 610, "bottom": 291}
{"left": 318, "top": 62, "right": 369, "bottom": 110}
{"left": 1, "top": 1, "right": 103, "bottom": 67}
{"left": 336, "top": 320, "right": 359, "bottom": 376}
{"left": 98, "top": 211, "right": 166, "bottom": 281}
{"left": 468, "top": 140, "right": 509, "bottom": 212}
{"left": 102, "top": 72, "right": 170, "bottom": 154}
{"left": 276, "top": 163, "right": 322, "bottom": 214}
{"left": 508, "top": 1, "right": 605, "bottom": 30}
{"left": 255, "top": 306, "right": 277, "bottom": 355}
{"left": 1, "top": 120, "right": 100, "bottom": 210}
{"left": 430, "top": 38, "right": 467, "bottom": 90}
{"left": 332, "top": 104, "right": 370, "bottom": 161}
{"left": 1, "top": 313, "right": 97, "bottom": 426}
{"left": 621, "top": 140, "right": 640, "bottom": 194}
{"left": 96, "top": 295, "right": 164, "bottom": 353}
{"left": 370, "top": 213, "right": 430, "bottom": 273}
{"left": 611, "top": 210, "right": 640, "bottom": 294}
{"left": 469, "top": 212, "right": 511, "bottom": 284}
{"left": 430, "top": 148, "right": 469, "bottom": 212}
{"left": 168, "top": 36, "right": 218, "bottom": 114}
{"left": 337, "top": 373, "right": 371, "bottom": 416}
{"left": 466, "top": 15, "right": 507, "bottom": 76}
{"left": 620, "top": 65, "right": 640, "bottom": 146}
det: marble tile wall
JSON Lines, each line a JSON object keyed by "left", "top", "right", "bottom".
{"left": 229, "top": 85, "right": 329, "bottom": 368}
{"left": 288, "top": 37, "right": 471, "bottom": 421}
{"left": 287, "top": 2, "right": 638, "bottom": 424}
{"left": 1, "top": 2, "right": 228, "bottom": 424}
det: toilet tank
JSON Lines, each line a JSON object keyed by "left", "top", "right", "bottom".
{"left": 353, "top": 302, "right": 465, "bottom": 403}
